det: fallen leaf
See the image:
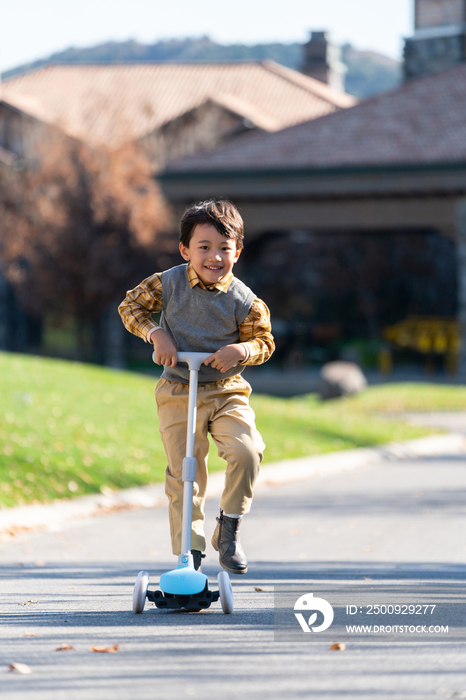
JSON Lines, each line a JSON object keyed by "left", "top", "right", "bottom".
{"left": 364, "top": 577, "right": 373, "bottom": 581}
{"left": 19, "top": 600, "right": 39, "bottom": 606}
{"left": 330, "top": 643, "right": 346, "bottom": 651}
{"left": 23, "top": 632, "right": 37, "bottom": 637}
{"left": 254, "top": 587, "right": 264, "bottom": 592}
{"left": 8, "top": 662, "right": 32, "bottom": 674}
{"left": 55, "top": 644, "right": 74, "bottom": 651}
{"left": 90, "top": 645, "right": 119, "bottom": 653}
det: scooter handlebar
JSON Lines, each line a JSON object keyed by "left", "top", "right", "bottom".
{"left": 152, "top": 350, "right": 212, "bottom": 371}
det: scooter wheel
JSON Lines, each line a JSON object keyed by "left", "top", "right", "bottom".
{"left": 217, "top": 571, "right": 234, "bottom": 614}
{"left": 133, "top": 571, "right": 149, "bottom": 613}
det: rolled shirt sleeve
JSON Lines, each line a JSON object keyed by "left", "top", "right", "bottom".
{"left": 118, "top": 272, "right": 163, "bottom": 342}
{"left": 238, "top": 298, "right": 275, "bottom": 365}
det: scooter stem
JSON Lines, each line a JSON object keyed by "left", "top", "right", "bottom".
{"left": 176, "top": 352, "right": 211, "bottom": 557}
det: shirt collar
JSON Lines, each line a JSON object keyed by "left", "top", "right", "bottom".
{"left": 186, "top": 261, "right": 234, "bottom": 293}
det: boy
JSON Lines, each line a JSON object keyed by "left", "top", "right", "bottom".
{"left": 118, "top": 199, "right": 274, "bottom": 574}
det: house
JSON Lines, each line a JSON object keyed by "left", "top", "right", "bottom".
{"left": 1, "top": 61, "right": 355, "bottom": 168}
{"left": 160, "top": 55, "right": 466, "bottom": 376}
{"left": 0, "top": 58, "right": 355, "bottom": 365}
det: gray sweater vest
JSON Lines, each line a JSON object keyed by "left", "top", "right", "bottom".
{"left": 160, "top": 264, "right": 255, "bottom": 384}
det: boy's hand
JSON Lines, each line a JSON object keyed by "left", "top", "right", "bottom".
{"left": 150, "top": 329, "right": 178, "bottom": 367}
{"left": 204, "top": 344, "right": 247, "bottom": 373}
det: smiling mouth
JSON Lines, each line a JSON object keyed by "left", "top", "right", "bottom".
{"left": 205, "top": 265, "right": 223, "bottom": 270}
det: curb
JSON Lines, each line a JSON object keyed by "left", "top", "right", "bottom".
{"left": 1, "top": 433, "right": 465, "bottom": 536}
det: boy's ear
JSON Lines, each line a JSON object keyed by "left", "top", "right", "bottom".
{"left": 234, "top": 247, "right": 242, "bottom": 262}
{"left": 179, "top": 242, "right": 190, "bottom": 261}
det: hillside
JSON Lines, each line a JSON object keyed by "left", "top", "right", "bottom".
{"left": 2, "top": 37, "right": 401, "bottom": 99}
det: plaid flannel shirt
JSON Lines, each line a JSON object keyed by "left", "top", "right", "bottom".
{"left": 118, "top": 262, "right": 274, "bottom": 365}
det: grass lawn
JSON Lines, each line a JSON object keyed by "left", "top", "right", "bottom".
{"left": 1, "top": 352, "right": 465, "bottom": 508}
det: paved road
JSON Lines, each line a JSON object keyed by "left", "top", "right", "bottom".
{"left": 1, "top": 448, "right": 466, "bottom": 700}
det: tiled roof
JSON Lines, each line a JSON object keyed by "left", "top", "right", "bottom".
{"left": 1, "top": 61, "right": 356, "bottom": 148}
{"left": 166, "top": 61, "right": 466, "bottom": 173}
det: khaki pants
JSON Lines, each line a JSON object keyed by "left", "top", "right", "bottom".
{"left": 155, "top": 374, "right": 264, "bottom": 555}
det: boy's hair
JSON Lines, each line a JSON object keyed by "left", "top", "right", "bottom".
{"left": 180, "top": 199, "right": 244, "bottom": 250}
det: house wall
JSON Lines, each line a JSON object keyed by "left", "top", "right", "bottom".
{"left": 0, "top": 101, "right": 53, "bottom": 160}
{"left": 239, "top": 226, "right": 456, "bottom": 366}
{"left": 162, "top": 171, "right": 460, "bottom": 241}
{"left": 235, "top": 195, "right": 460, "bottom": 371}
{"left": 140, "top": 102, "right": 251, "bottom": 170}
{"left": 404, "top": 32, "right": 466, "bottom": 78}
{"left": 234, "top": 196, "right": 457, "bottom": 241}
{"left": 415, "top": 0, "right": 465, "bottom": 29}
{"left": 241, "top": 195, "right": 464, "bottom": 376}
{"left": 405, "top": 0, "right": 466, "bottom": 78}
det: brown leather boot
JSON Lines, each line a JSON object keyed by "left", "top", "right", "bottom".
{"left": 211, "top": 511, "right": 248, "bottom": 574}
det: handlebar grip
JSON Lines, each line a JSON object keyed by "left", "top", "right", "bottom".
{"left": 152, "top": 350, "right": 212, "bottom": 371}
{"left": 177, "top": 352, "right": 211, "bottom": 365}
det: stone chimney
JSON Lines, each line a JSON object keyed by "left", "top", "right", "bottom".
{"left": 404, "top": 0, "right": 466, "bottom": 79}
{"left": 301, "top": 31, "right": 347, "bottom": 92}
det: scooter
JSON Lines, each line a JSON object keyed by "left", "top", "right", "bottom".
{"left": 132, "top": 351, "right": 234, "bottom": 614}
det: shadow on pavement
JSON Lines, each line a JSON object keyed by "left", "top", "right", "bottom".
{"left": 1, "top": 559, "right": 465, "bottom": 581}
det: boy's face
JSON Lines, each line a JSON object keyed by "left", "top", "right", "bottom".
{"left": 179, "top": 223, "right": 241, "bottom": 287}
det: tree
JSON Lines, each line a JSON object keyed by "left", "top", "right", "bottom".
{"left": 0, "top": 137, "right": 173, "bottom": 364}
